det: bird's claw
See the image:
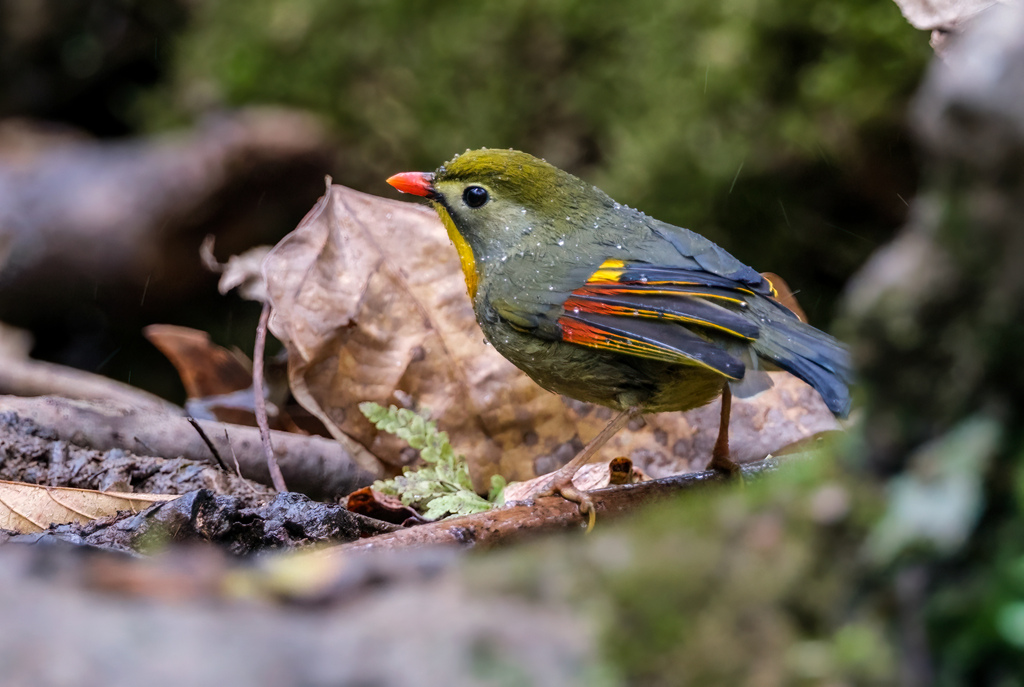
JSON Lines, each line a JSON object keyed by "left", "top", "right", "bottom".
{"left": 537, "top": 476, "right": 596, "bottom": 533}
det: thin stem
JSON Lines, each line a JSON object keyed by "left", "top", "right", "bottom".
{"left": 254, "top": 303, "right": 288, "bottom": 492}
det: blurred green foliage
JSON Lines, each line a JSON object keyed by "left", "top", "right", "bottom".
{"left": 144, "top": 0, "right": 930, "bottom": 323}
{"left": 468, "top": 453, "right": 897, "bottom": 685}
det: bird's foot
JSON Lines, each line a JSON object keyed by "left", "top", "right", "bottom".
{"left": 705, "top": 451, "right": 742, "bottom": 476}
{"left": 529, "top": 406, "right": 639, "bottom": 532}
{"left": 705, "top": 452, "right": 745, "bottom": 488}
{"left": 707, "top": 384, "right": 742, "bottom": 482}
{"left": 536, "top": 472, "right": 596, "bottom": 533}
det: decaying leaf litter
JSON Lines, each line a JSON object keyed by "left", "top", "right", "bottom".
{"left": 0, "top": 178, "right": 841, "bottom": 552}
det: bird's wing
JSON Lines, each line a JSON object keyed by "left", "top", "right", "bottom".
{"left": 493, "top": 259, "right": 798, "bottom": 380}
{"left": 646, "top": 219, "right": 775, "bottom": 296}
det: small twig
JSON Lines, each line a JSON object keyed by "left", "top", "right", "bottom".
{"left": 185, "top": 416, "right": 227, "bottom": 471}
{"left": 132, "top": 437, "right": 157, "bottom": 456}
{"left": 253, "top": 303, "right": 288, "bottom": 493}
{"left": 225, "top": 428, "right": 260, "bottom": 495}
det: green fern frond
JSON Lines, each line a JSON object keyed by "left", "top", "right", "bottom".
{"left": 359, "top": 402, "right": 504, "bottom": 519}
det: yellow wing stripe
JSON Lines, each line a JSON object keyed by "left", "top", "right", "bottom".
{"left": 586, "top": 258, "right": 627, "bottom": 284}
{"left": 585, "top": 260, "right": 758, "bottom": 296}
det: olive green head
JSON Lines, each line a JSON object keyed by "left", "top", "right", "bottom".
{"left": 435, "top": 149, "right": 611, "bottom": 254}
{"left": 393, "top": 149, "right": 610, "bottom": 250}
{"left": 387, "top": 148, "right": 616, "bottom": 297}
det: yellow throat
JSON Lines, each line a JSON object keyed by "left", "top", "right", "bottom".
{"left": 435, "top": 204, "right": 479, "bottom": 299}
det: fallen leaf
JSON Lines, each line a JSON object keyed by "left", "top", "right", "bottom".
{"left": 345, "top": 487, "right": 425, "bottom": 526}
{"left": 263, "top": 183, "right": 842, "bottom": 485}
{"left": 144, "top": 324, "right": 307, "bottom": 430}
{"left": 575, "top": 373, "right": 842, "bottom": 480}
{"left": 145, "top": 324, "right": 253, "bottom": 399}
{"left": 0, "top": 480, "right": 176, "bottom": 533}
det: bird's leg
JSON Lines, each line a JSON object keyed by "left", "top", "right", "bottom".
{"left": 705, "top": 384, "right": 741, "bottom": 475}
{"left": 537, "top": 406, "right": 640, "bottom": 529}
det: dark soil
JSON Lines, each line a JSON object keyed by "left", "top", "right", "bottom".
{"left": 0, "top": 489, "right": 398, "bottom": 555}
{"left": 0, "top": 410, "right": 398, "bottom": 554}
{"left": 0, "top": 409, "right": 264, "bottom": 495}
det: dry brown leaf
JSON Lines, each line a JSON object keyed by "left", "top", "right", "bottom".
{"left": 571, "top": 372, "right": 842, "bottom": 480}
{"left": 345, "top": 487, "right": 425, "bottom": 526}
{"left": 144, "top": 324, "right": 269, "bottom": 427}
{"left": 144, "top": 325, "right": 252, "bottom": 399}
{"left": 0, "top": 480, "right": 176, "bottom": 533}
{"left": 263, "top": 182, "right": 841, "bottom": 485}
{"left": 144, "top": 324, "right": 309, "bottom": 431}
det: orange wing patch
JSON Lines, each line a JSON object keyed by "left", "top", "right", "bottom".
{"left": 561, "top": 315, "right": 729, "bottom": 370}
{"left": 557, "top": 311, "right": 746, "bottom": 379}
{"left": 554, "top": 259, "right": 766, "bottom": 378}
{"left": 558, "top": 317, "right": 707, "bottom": 367}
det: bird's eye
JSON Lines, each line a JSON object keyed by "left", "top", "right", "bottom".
{"left": 463, "top": 186, "right": 489, "bottom": 208}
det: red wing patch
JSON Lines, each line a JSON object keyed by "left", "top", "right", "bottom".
{"left": 558, "top": 316, "right": 692, "bottom": 365}
{"left": 567, "top": 261, "right": 763, "bottom": 341}
{"left": 557, "top": 311, "right": 745, "bottom": 379}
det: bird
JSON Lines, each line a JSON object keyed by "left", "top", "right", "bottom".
{"left": 387, "top": 148, "right": 851, "bottom": 524}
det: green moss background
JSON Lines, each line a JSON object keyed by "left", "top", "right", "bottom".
{"left": 143, "top": 0, "right": 930, "bottom": 324}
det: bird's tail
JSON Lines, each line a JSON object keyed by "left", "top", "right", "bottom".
{"left": 749, "top": 300, "right": 852, "bottom": 418}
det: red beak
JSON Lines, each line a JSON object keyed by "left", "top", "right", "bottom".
{"left": 386, "top": 171, "right": 437, "bottom": 198}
